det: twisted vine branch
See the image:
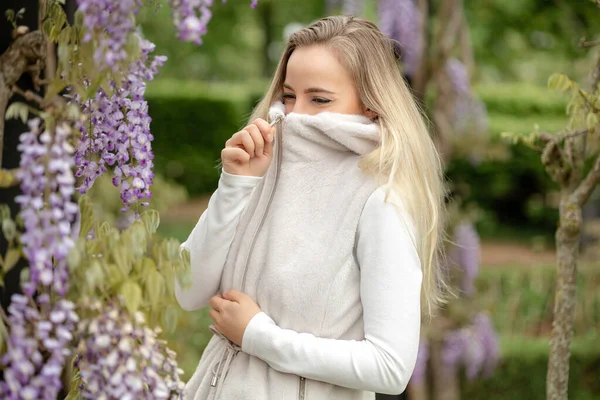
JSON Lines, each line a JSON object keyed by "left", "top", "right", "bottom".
{"left": 0, "top": 28, "right": 47, "bottom": 169}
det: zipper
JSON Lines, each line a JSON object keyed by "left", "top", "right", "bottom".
{"left": 239, "top": 121, "right": 283, "bottom": 291}
{"left": 298, "top": 377, "right": 306, "bottom": 400}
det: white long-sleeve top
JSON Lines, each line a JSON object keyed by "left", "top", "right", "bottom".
{"left": 175, "top": 171, "right": 422, "bottom": 395}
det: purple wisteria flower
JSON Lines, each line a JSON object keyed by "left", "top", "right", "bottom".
{"left": 74, "top": 38, "right": 166, "bottom": 210}
{"left": 74, "top": 299, "right": 184, "bottom": 399}
{"left": 342, "top": 0, "right": 365, "bottom": 16}
{"left": 410, "top": 340, "right": 429, "bottom": 385}
{"left": 378, "top": 0, "right": 423, "bottom": 77}
{"left": 442, "top": 312, "right": 500, "bottom": 380}
{"left": 0, "top": 294, "right": 79, "bottom": 400}
{"left": 452, "top": 222, "right": 480, "bottom": 297}
{"left": 15, "top": 120, "right": 78, "bottom": 296}
{"left": 76, "top": 0, "right": 143, "bottom": 70}
{"left": 168, "top": 0, "right": 213, "bottom": 44}
{"left": 444, "top": 58, "right": 489, "bottom": 135}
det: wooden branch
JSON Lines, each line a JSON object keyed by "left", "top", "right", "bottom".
{"left": 459, "top": 12, "right": 475, "bottom": 77}
{"left": 580, "top": 38, "right": 600, "bottom": 49}
{"left": 539, "top": 129, "right": 589, "bottom": 144}
{"left": 572, "top": 153, "right": 600, "bottom": 207}
{"left": 0, "top": 29, "right": 47, "bottom": 170}
{"left": 12, "top": 85, "right": 45, "bottom": 107}
{"left": 412, "top": 0, "right": 430, "bottom": 101}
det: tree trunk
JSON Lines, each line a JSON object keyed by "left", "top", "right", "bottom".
{"left": 546, "top": 195, "right": 581, "bottom": 400}
{"left": 430, "top": 330, "right": 460, "bottom": 400}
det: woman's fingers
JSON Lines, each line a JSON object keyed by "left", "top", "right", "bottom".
{"left": 209, "top": 308, "right": 220, "bottom": 323}
{"left": 221, "top": 147, "right": 250, "bottom": 165}
{"left": 253, "top": 118, "right": 274, "bottom": 144}
{"left": 245, "top": 124, "right": 264, "bottom": 157}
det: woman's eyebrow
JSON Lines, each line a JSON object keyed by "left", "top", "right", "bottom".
{"left": 283, "top": 83, "right": 335, "bottom": 94}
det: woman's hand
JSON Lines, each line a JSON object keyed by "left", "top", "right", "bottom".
{"left": 221, "top": 118, "right": 275, "bottom": 177}
{"left": 209, "top": 290, "right": 262, "bottom": 346}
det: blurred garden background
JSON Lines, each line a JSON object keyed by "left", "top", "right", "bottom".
{"left": 87, "top": 0, "right": 600, "bottom": 398}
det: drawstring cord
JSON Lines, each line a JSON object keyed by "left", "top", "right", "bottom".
{"left": 209, "top": 325, "right": 241, "bottom": 398}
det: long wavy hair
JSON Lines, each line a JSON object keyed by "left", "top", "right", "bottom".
{"left": 247, "top": 15, "right": 449, "bottom": 317}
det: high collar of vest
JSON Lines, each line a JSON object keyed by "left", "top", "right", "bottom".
{"left": 269, "top": 103, "right": 380, "bottom": 159}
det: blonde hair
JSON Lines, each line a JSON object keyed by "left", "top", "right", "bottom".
{"left": 248, "top": 16, "right": 449, "bottom": 317}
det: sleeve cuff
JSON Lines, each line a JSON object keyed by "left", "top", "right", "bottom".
{"left": 241, "top": 311, "right": 277, "bottom": 356}
{"left": 220, "top": 171, "right": 263, "bottom": 188}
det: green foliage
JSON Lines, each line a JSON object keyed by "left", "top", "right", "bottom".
{"left": 475, "top": 83, "right": 568, "bottom": 116}
{"left": 0, "top": 205, "right": 21, "bottom": 286}
{"left": 146, "top": 79, "right": 267, "bottom": 194}
{"left": 68, "top": 195, "right": 190, "bottom": 331}
{"left": 462, "top": 335, "right": 600, "bottom": 400}
{"left": 477, "top": 266, "right": 600, "bottom": 337}
{"left": 87, "top": 172, "right": 188, "bottom": 228}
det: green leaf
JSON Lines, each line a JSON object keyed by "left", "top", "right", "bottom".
{"left": 78, "top": 195, "right": 94, "bottom": 239}
{"left": 180, "top": 246, "right": 190, "bottom": 269}
{"left": 140, "top": 210, "right": 160, "bottom": 235}
{"left": 2, "top": 219, "right": 16, "bottom": 241}
{"left": 0, "top": 313, "right": 7, "bottom": 353}
{"left": 0, "top": 205, "right": 10, "bottom": 221}
{"left": 3, "top": 248, "right": 21, "bottom": 273}
{"left": 143, "top": 258, "right": 164, "bottom": 308}
{"left": 20, "top": 267, "right": 30, "bottom": 286}
{"left": 163, "top": 238, "right": 181, "bottom": 261}
{"left": 162, "top": 305, "right": 180, "bottom": 334}
{"left": 5, "top": 102, "right": 29, "bottom": 124}
{"left": 85, "top": 260, "right": 104, "bottom": 291}
{"left": 5, "top": 10, "right": 15, "bottom": 22}
{"left": 112, "top": 245, "right": 131, "bottom": 276}
{"left": 120, "top": 281, "right": 142, "bottom": 314}
{"left": 586, "top": 112, "right": 599, "bottom": 130}
{"left": 67, "top": 244, "right": 81, "bottom": 272}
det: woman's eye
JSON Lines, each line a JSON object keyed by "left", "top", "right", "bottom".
{"left": 282, "top": 93, "right": 296, "bottom": 102}
{"left": 312, "top": 97, "right": 331, "bottom": 104}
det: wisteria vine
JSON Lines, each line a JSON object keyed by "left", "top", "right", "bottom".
{"left": 73, "top": 38, "right": 166, "bottom": 210}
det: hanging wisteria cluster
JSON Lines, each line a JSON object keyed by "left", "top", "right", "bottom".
{"left": 76, "top": 0, "right": 143, "bottom": 71}
{"left": 444, "top": 58, "right": 489, "bottom": 135}
{"left": 0, "top": 294, "right": 79, "bottom": 399}
{"left": 1, "top": 121, "right": 79, "bottom": 399}
{"left": 15, "top": 120, "right": 78, "bottom": 296}
{"left": 0, "top": 115, "right": 80, "bottom": 400}
{"left": 169, "top": 0, "right": 258, "bottom": 44}
{"left": 409, "top": 221, "right": 500, "bottom": 386}
{"left": 74, "top": 299, "right": 184, "bottom": 399}
{"left": 377, "top": 0, "right": 423, "bottom": 78}
{"left": 442, "top": 313, "right": 500, "bottom": 380}
{"left": 451, "top": 222, "right": 480, "bottom": 297}
{"left": 73, "top": 38, "right": 166, "bottom": 210}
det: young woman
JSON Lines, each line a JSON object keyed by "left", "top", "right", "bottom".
{"left": 175, "top": 15, "right": 447, "bottom": 400}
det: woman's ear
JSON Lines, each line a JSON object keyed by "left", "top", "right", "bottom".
{"left": 365, "top": 108, "right": 379, "bottom": 121}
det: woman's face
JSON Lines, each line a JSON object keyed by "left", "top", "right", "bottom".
{"left": 282, "top": 45, "right": 369, "bottom": 117}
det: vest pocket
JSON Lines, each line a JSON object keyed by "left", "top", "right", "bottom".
{"left": 298, "top": 376, "right": 306, "bottom": 400}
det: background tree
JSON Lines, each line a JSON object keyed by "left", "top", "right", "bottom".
{"left": 503, "top": 4, "right": 600, "bottom": 399}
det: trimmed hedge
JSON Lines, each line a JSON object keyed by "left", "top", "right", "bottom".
{"left": 474, "top": 83, "right": 568, "bottom": 116}
{"left": 463, "top": 335, "right": 600, "bottom": 400}
{"left": 146, "top": 79, "right": 265, "bottom": 195}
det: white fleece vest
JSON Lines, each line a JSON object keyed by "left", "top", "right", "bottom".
{"left": 184, "top": 110, "right": 380, "bottom": 400}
